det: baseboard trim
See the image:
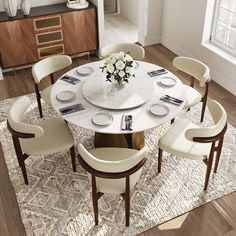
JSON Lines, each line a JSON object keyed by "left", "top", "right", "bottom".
{"left": 161, "top": 36, "right": 236, "bottom": 96}
{"left": 139, "top": 34, "right": 161, "bottom": 46}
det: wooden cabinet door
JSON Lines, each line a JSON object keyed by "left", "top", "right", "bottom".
{"left": 62, "top": 8, "right": 97, "bottom": 55}
{"left": 0, "top": 18, "right": 37, "bottom": 68}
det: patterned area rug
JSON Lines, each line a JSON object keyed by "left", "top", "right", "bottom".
{"left": 0, "top": 94, "right": 236, "bottom": 236}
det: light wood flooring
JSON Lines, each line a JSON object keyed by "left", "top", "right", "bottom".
{"left": 104, "top": 15, "right": 138, "bottom": 45}
{"left": 0, "top": 44, "right": 236, "bottom": 236}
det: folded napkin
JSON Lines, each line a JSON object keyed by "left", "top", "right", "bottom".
{"left": 147, "top": 69, "right": 168, "bottom": 77}
{"left": 60, "top": 75, "right": 80, "bottom": 85}
{"left": 59, "top": 103, "right": 85, "bottom": 115}
{"left": 160, "top": 95, "right": 184, "bottom": 106}
{"left": 121, "top": 115, "right": 133, "bottom": 131}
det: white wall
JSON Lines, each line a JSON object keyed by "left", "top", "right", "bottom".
{"left": 138, "top": 0, "right": 163, "bottom": 46}
{"left": 161, "top": 0, "right": 236, "bottom": 95}
{"left": 120, "top": 0, "right": 139, "bottom": 26}
{"left": 90, "top": 0, "right": 104, "bottom": 50}
{"left": 0, "top": 0, "right": 66, "bottom": 11}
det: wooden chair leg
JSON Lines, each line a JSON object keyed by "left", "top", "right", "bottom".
{"left": 35, "top": 83, "right": 43, "bottom": 118}
{"left": 204, "top": 143, "right": 215, "bottom": 190}
{"left": 70, "top": 146, "right": 76, "bottom": 172}
{"left": 200, "top": 99, "right": 207, "bottom": 123}
{"left": 20, "top": 160, "right": 29, "bottom": 185}
{"left": 158, "top": 148, "right": 163, "bottom": 173}
{"left": 201, "top": 82, "right": 209, "bottom": 123}
{"left": 12, "top": 136, "right": 29, "bottom": 185}
{"left": 36, "top": 94, "right": 43, "bottom": 118}
{"left": 92, "top": 175, "right": 99, "bottom": 225}
{"left": 125, "top": 177, "right": 130, "bottom": 227}
{"left": 214, "top": 138, "right": 224, "bottom": 173}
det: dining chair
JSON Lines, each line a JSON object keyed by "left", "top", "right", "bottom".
{"left": 158, "top": 100, "right": 227, "bottom": 190}
{"left": 100, "top": 43, "right": 145, "bottom": 60}
{"left": 7, "top": 96, "right": 76, "bottom": 185}
{"left": 173, "top": 56, "right": 211, "bottom": 122}
{"left": 78, "top": 144, "right": 148, "bottom": 226}
{"left": 32, "top": 55, "right": 72, "bottom": 118}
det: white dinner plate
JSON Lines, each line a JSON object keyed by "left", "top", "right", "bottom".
{"left": 77, "top": 66, "right": 94, "bottom": 76}
{"left": 92, "top": 113, "right": 113, "bottom": 126}
{"left": 159, "top": 76, "right": 177, "bottom": 87}
{"left": 150, "top": 103, "right": 170, "bottom": 116}
{"left": 56, "top": 91, "right": 76, "bottom": 102}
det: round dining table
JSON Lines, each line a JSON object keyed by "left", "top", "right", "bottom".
{"left": 51, "top": 60, "right": 188, "bottom": 149}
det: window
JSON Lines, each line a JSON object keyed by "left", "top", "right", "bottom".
{"left": 211, "top": 0, "right": 236, "bottom": 56}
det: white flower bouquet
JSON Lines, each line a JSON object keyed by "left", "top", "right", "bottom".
{"left": 100, "top": 52, "right": 135, "bottom": 85}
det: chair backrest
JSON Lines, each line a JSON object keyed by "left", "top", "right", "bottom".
{"left": 100, "top": 43, "right": 145, "bottom": 60}
{"left": 78, "top": 143, "right": 148, "bottom": 173}
{"left": 32, "top": 55, "right": 72, "bottom": 84}
{"left": 185, "top": 100, "right": 227, "bottom": 141}
{"left": 173, "top": 56, "right": 210, "bottom": 87}
{"left": 7, "top": 96, "right": 44, "bottom": 138}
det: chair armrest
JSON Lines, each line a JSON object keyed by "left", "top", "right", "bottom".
{"left": 78, "top": 154, "right": 147, "bottom": 179}
{"left": 186, "top": 124, "right": 227, "bottom": 143}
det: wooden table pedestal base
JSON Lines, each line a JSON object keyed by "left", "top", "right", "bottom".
{"left": 94, "top": 132, "right": 145, "bottom": 150}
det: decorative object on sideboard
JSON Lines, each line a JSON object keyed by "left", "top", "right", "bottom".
{"left": 20, "top": 0, "right": 31, "bottom": 16}
{"left": 67, "top": 0, "right": 89, "bottom": 9}
{"left": 3, "top": 0, "right": 18, "bottom": 17}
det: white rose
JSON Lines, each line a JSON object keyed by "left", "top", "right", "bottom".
{"left": 111, "top": 57, "right": 117, "bottom": 64}
{"left": 112, "top": 53, "right": 118, "bottom": 59}
{"left": 116, "top": 60, "right": 125, "bottom": 70}
{"left": 125, "top": 54, "right": 133, "bottom": 62}
{"left": 107, "top": 63, "right": 115, "bottom": 73}
{"left": 119, "top": 71, "right": 125, "bottom": 77}
{"left": 117, "top": 51, "right": 125, "bottom": 59}
{"left": 114, "top": 70, "right": 119, "bottom": 74}
{"left": 125, "top": 66, "right": 134, "bottom": 74}
{"left": 105, "top": 56, "right": 112, "bottom": 64}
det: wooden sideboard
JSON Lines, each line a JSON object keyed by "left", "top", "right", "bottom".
{"left": 0, "top": 3, "right": 98, "bottom": 69}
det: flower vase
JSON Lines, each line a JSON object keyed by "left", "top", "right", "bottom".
{"left": 20, "top": 0, "right": 31, "bottom": 16}
{"left": 3, "top": 0, "right": 18, "bottom": 17}
{"left": 112, "top": 79, "right": 125, "bottom": 90}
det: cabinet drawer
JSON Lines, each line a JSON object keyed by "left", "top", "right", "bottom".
{"left": 38, "top": 44, "right": 64, "bottom": 58}
{"left": 36, "top": 30, "right": 63, "bottom": 45}
{"left": 34, "top": 15, "right": 62, "bottom": 30}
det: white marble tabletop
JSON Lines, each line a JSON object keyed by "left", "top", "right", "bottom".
{"left": 82, "top": 76, "right": 154, "bottom": 110}
{"left": 51, "top": 60, "right": 187, "bottom": 134}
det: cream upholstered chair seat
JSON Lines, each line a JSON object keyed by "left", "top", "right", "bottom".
{"left": 40, "top": 85, "right": 53, "bottom": 105}
{"left": 184, "top": 86, "right": 202, "bottom": 109}
{"left": 7, "top": 96, "right": 76, "bottom": 185}
{"left": 100, "top": 43, "right": 145, "bottom": 60}
{"left": 78, "top": 144, "right": 148, "bottom": 226}
{"left": 158, "top": 100, "right": 227, "bottom": 190}
{"left": 159, "top": 119, "right": 211, "bottom": 161}
{"left": 20, "top": 117, "right": 74, "bottom": 156}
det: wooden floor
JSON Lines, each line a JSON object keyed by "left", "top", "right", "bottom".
{"left": 104, "top": 15, "right": 138, "bottom": 44}
{"left": 0, "top": 44, "right": 235, "bottom": 236}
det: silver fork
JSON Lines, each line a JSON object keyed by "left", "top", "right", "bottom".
{"left": 125, "top": 115, "right": 132, "bottom": 130}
